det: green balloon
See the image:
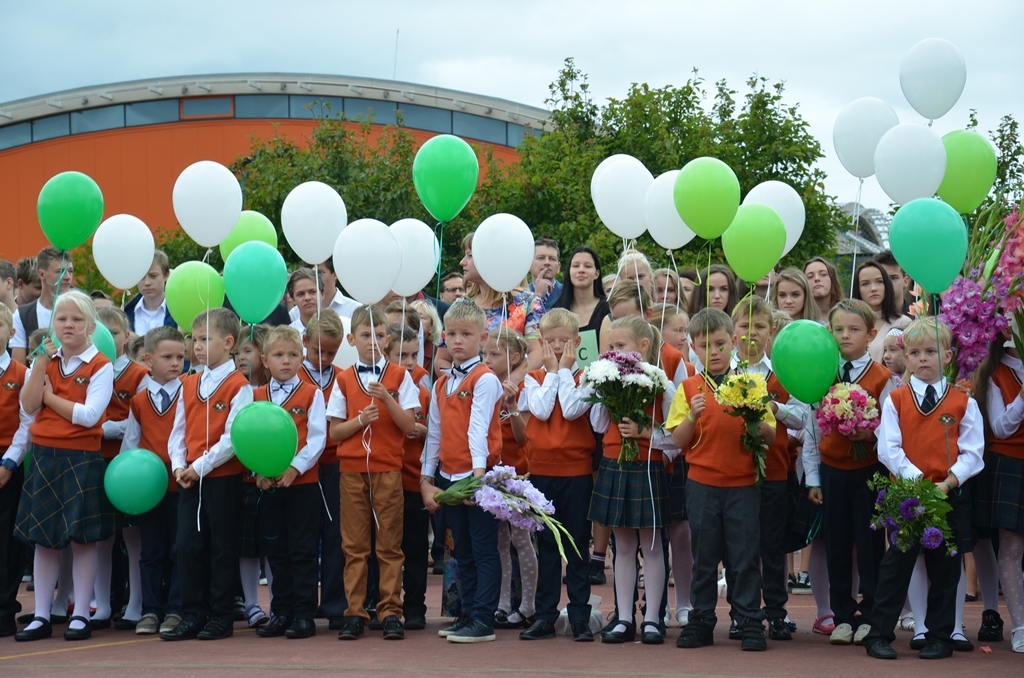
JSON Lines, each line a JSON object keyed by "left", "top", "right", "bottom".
{"left": 721, "top": 203, "right": 787, "bottom": 283}
{"left": 412, "top": 134, "right": 479, "bottom": 222}
{"left": 219, "top": 210, "right": 278, "bottom": 261}
{"left": 772, "top": 320, "right": 840, "bottom": 404}
{"left": 165, "top": 261, "right": 225, "bottom": 329}
{"left": 231, "top": 401, "right": 298, "bottom": 477}
{"left": 672, "top": 157, "right": 740, "bottom": 239}
{"left": 937, "top": 130, "right": 997, "bottom": 214}
{"left": 889, "top": 198, "right": 967, "bottom": 294}
{"left": 104, "top": 448, "right": 169, "bottom": 515}
{"left": 37, "top": 171, "right": 104, "bottom": 250}
{"left": 223, "top": 241, "right": 288, "bottom": 323}
{"left": 49, "top": 317, "right": 116, "bottom": 362}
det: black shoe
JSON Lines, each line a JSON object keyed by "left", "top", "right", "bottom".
{"left": 0, "top": 616, "right": 15, "bottom": 638}
{"left": 951, "top": 634, "right": 974, "bottom": 652}
{"left": 741, "top": 624, "right": 767, "bottom": 651}
{"left": 232, "top": 597, "right": 246, "bottom": 622}
{"left": 257, "top": 615, "right": 293, "bottom": 637}
{"left": 495, "top": 609, "right": 535, "bottom": 629}
{"left": 64, "top": 616, "right": 92, "bottom": 641}
{"left": 114, "top": 617, "right": 139, "bottom": 631}
{"left": 438, "top": 617, "right": 471, "bottom": 638}
{"left": 328, "top": 616, "right": 346, "bottom": 631}
{"left": 337, "top": 616, "right": 364, "bottom": 640}
{"left": 728, "top": 620, "right": 742, "bottom": 641}
{"left": 768, "top": 618, "right": 792, "bottom": 641}
{"left": 965, "top": 593, "right": 978, "bottom": 602}
{"left": 446, "top": 618, "right": 495, "bottom": 643}
{"left": 919, "top": 641, "right": 954, "bottom": 659}
{"left": 978, "top": 609, "right": 1004, "bottom": 642}
{"left": 404, "top": 615, "right": 426, "bottom": 631}
{"left": 589, "top": 560, "right": 607, "bottom": 585}
{"left": 197, "top": 618, "right": 233, "bottom": 640}
{"left": 571, "top": 621, "right": 594, "bottom": 642}
{"left": 286, "top": 619, "right": 317, "bottom": 639}
{"left": 865, "top": 639, "right": 898, "bottom": 659}
{"left": 601, "top": 620, "right": 636, "bottom": 644}
{"left": 367, "top": 610, "right": 382, "bottom": 631}
{"left": 51, "top": 614, "right": 69, "bottom": 625}
{"left": 676, "top": 621, "right": 714, "bottom": 648}
{"left": 641, "top": 621, "right": 664, "bottom": 645}
{"left": 382, "top": 615, "right": 404, "bottom": 640}
{"left": 89, "top": 617, "right": 111, "bottom": 630}
{"left": 160, "top": 616, "right": 205, "bottom": 641}
{"left": 519, "top": 619, "right": 556, "bottom": 640}
{"left": 14, "top": 617, "right": 52, "bottom": 642}
{"left": 910, "top": 635, "right": 928, "bottom": 650}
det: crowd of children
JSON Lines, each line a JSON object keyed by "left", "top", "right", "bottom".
{"left": 0, "top": 238, "right": 1022, "bottom": 664}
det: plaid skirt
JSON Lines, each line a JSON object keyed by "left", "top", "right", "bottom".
{"left": 15, "top": 445, "right": 116, "bottom": 549}
{"left": 669, "top": 460, "right": 688, "bottom": 522}
{"left": 99, "top": 457, "right": 135, "bottom": 530}
{"left": 589, "top": 456, "right": 670, "bottom": 529}
{"left": 238, "top": 481, "right": 262, "bottom": 558}
{"left": 975, "top": 451, "right": 1024, "bottom": 534}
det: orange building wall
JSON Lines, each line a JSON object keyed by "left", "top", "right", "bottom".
{"left": 0, "top": 119, "right": 521, "bottom": 261}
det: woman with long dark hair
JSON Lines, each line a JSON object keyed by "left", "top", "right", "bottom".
{"left": 851, "top": 260, "right": 910, "bottom": 362}
{"left": 553, "top": 247, "right": 609, "bottom": 345}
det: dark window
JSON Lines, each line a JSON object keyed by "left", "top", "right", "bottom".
{"left": 32, "top": 114, "right": 70, "bottom": 141}
{"left": 397, "top": 104, "right": 451, "bottom": 134}
{"left": 289, "top": 95, "right": 344, "bottom": 119}
{"left": 507, "top": 122, "right": 540, "bottom": 147}
{"left": 235, "top": 95, "right": 289, "bottom": 119}
{"left": 453, "top": 112, "right": 506, "bottom": 145}
{"left": 343, "top": 98, "right": 396, "bottom": 125}
{"left": 70, "top": 105, "right": 125, "bottom": 134}
{"left": 0, "top": 122, "right": 31, "bottom": 150}
{"left": 126, "top": 100, "right": 180, "bottom": 126}
{"left": 181, "top": 97, "right": 233, "bottom": 118}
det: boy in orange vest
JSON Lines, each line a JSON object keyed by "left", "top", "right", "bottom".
{"left": 328, "top": 306, "right": 419, "bottom": 641}
{"left": 163, "top": 308, "right": 253, "bottom": 641}
{"left": 862, "top": 317, "right": 983, "bottom": 660}
{"left": 253, "top": 326, "right": 327, "bottom": 639}
{"left": 121, "top": 326, "right": 186, "bottom": 635}
{"left": 420, "top": 300, "right": 504, "bottom": 644}
{"left": 0, "top": 305, "right": 29, "bottom": 637}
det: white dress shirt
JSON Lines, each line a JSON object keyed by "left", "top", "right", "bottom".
{"left": 589, "top": 382, "right": 680, "bottom": 459}
{"left": 121, "top": 378, "right": 182, "bottom": 451}
{"left": 325, "top": 358, "right": 420, "bottom": 421}
{"left": 1, "top": 352, "right": 32, "bottom": 465}
{"left": 102, "top": 355, "right": 150, "bottom": 439}
{"left": 289, "top": 289, "right": 360, "bottom": 323}
{"left": 268, "top": 375, "right": 327, "bottom": 475}
{"left": 302, "top": 360, "right": 335, "bottom": 390}
{"left": 517, "top": 364, "right": 593, "bottom": 422}
{"left": 290, "top": 316, "right": 308, "bottom": 337}
{"left": 10, "top": 301, "right": 52, "bottom": 350}
{"left": 168, "top": 360, "right": 254, "bottom": 477}
{"left": 133, "top": 298, "right": 168, "bottom": 337}
{"left": 422, "top": 358, "right": 503, "bottom": 480}
{"left": 878, "top": 375, "right": 984, "bottom": 486}
{"left": 987, "top": 353, "right": 1024, "bottom": 439}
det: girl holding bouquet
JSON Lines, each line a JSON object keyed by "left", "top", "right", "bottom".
{"left": 587, "top": 316, "right": 678, "bottom": 645}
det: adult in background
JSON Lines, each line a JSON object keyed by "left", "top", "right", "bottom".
{"left": 438, "top": 273, "right": 466, "bottom": 305}
{"left": 124, "top": 251, "right": 175, "bottom": 335}
{"left": 803, "top": 257, "right": 845, "bottom": 321}
{"left": 0, "top": 260, "right": 16, "bottom": 313}
{"left": 851, "top": 259, "right": 911, "bottom": 363}
{"left": 12, "top": 247, "right": 74, "bottom": 365}
{"left": 529, "top": 238, "right": 563, "bottom": 312}
{"left": 288, "top": 260, "right": 360, "bottom": 323}
{"left": 552, "top": 247, "right": 608, "bottom": 347}
{"left": 872, "top": 251, "right": 912, "bottom": 315}
{"left": 14, "top": 258, "right": 40, "bottom": 307}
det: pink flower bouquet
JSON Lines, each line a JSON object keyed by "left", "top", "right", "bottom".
{"left": 815, "top": 383, "right": 880, "bottom": 461}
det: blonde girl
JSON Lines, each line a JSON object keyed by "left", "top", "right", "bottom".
{"left": 653, "top": 268, "right": 681, "bottom": 307}
{"left": 772, "top": 267, "right": 820, "bottom": 323}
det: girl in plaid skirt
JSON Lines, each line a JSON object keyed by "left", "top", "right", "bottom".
{"left": 14, "top": 291, "right": 115, "bottom": 642}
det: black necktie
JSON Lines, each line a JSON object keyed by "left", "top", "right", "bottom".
{"left": 711, "top": 373, "right": 728, "bottom": 386}
{"left": 922, "top": 385, "right": 938, "bottom": 414}
{"left": 842, "top": 361, "right": 853, "bottom": 383}
{"left": 357, "top": 364, "right": 381, "bottom": 375}
{"left": 158, "top": 390, "right": 171, "bottom": 413}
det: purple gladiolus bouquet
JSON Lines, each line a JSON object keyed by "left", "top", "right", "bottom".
{"left": 867, "top": 473, "right": 957, "bottom": 557}
{"left": 434, "top": 465, "right": 579, "bottom": 561}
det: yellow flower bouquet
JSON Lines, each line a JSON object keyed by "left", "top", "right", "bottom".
{"left": 714, "top": 372, "right": 772, "bottom": 486}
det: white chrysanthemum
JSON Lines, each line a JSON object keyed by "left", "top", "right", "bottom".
{"left": 639, "top": 362, "right": 672, "bottom": 391}
{"left": 582, "top": 359, "right": 620, "bottom": 387}
{"left": 622, "top": 373, "right": 655, "bottom": 389}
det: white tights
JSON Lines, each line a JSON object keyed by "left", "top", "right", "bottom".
{"left": 240, "top": 557, "right": 272, "bottom": 608}
{"left": 808, "top": 541, "right": 832, "bottom": 618}
{"left": 610, "top": 528, "right": 665, "bottom": 632}
{"left": 92, "top": 530, "right": 145, "bottom": 621}
{"left": 997, "top": 529, "right": 1024, "bottom": 644}
{"left": 25, "top": 543, "right": 97, "bottom": 632}
{"left": 908, "top": 557, "right": 968, "bottom": 640}
{"left": 974, "top": 538, "right": 1001, "bottom": 611}
{"left": 498, "top": 523, "right": 537, "bottom": 618}
{"left": 667, "top": 520, "right": 692, "bottom": 615}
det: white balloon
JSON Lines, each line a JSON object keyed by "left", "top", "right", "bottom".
{"left": 874, "top": 124, "right": 947, "bottom": 206}
{"left": 332, "top": 316, "right": 360, "bottom": 369}
{"left": 472, "top": 214, "right": 535, "bottom": 293}
{"left": 591, "top": 154, "right": 646, "bottom": 189}
{"left": 390, "top": 219, "right": 440, "bottom": 297}
{"left": 282, "top": 181, "right": 348, "bottom": 264}
{"left": 172, "top": 161, "right": 242, "bottom": 248}
{"left": 832, "top": 97, "right": 899, "bottom": 178}
{"left": 333, "top": 219, "right": 402, "bottom": 305}
{"left": 92, "top": 214, "right": 155, "bottom": 290}
{"left": 900, "top": 38, "right": 967, "bottom": 121}
{"left": 644, "top": 170, "right": 696, "bottom": 250}
{"left": 742, "top": 181, "right": 806, "bottom": 255}
{"left": 591, "top": 155, "right": 653, "bottom": 239}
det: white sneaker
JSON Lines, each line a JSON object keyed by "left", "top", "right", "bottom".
{"left": 853, "top": 623, "right": 871, "bottom": 645}
{"left": 677, "top": 609, "right": 690, "bottom": 627}
{"left": 830, "top": 622, "right": 854, "bottom": 645}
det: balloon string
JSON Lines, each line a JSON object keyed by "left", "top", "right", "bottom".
{"left": 430, "top": 221, "right": 446, "bottom": 382}
{"left": 364, "top": 309, "right": 380, "bottom": 533}
{"left": 32, "top": 252, "right": 70, "bottom": 359}
{"left": 849, "top": 180, "right": 864, "bottom": 298}
{"left": 668, "top": 250, "right": 681, "bottom": 314}
{"left": 315, "top": 265, "right": 322, "bottom": 377}
{"left": 197, "top": 255, "right": 212, "bottom": 533}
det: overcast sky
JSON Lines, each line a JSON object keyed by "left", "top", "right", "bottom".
{"left": 2, "top": 0, "right": 1021, "bottom": 213}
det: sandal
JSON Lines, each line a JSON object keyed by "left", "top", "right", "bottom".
{"left": 812, "top": 614, "right": 835, "bottom": 635}
{"left": 245, "top": 604, "right": 269, "bottom": 628}
{"left": 897, "top": 613, "right": 915, "bottom": 632}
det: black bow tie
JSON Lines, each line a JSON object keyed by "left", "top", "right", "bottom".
{"left": 357, "top": 364, "right": 381, "bottom": 375}
{"left": 452, "top": 362, "right": 476, "bottom": 376}
{"left": 271, "top": 382, "right": 294, "bottom": 395}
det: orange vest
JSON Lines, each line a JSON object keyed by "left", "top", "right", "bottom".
{"left": 181, "top": 369, "right": 249, "bottom": 478}
{"left": 334, "top": 363, "right": 408, "bottom": 473}
{"left": 298, "top": 363, "right": 336, "bottom": 466}
{"left": 602, "top": 392, "right": 667, "bottom": 464}
{"left": 129, "top": 387, "right": 179, "bottom": 493}
{"left": 254, "top": 381, "right": 320, "bottom": 485}
{"left": 765, "top": 372, "right": 793, "bottom": 482}
{"left": 989, "top": 364, "right": 1024, "bottom": 460}
{"left": 818, "top": 360, "right": 892, "bottom": 470}
{"left": 0, "top": 359, "right": 27, "bottom": 447}
{"left": 680, "top": 374, "right": 758, "bottom": 487}
{"left": 889, "top": 384, "right": 966, "bottom": 482}
{"left": 435, "top": 363, "right": 502, "bottom": 475}
{"left": 30, "top": 353, "right": 112, "bottom": 451}
{"left": 101, "top": 361, "right": 150, "bottom": 459}
{"left": 412, "top": 364, "right": 430, "bottom": 389}
{"left": 525, "top": 369, "right": 593, "bottom": 476}
{"left": 402, "top": 384, "right": 430, "bottom": 492}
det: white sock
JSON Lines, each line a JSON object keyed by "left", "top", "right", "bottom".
{"left": 71, "top": 542, "right": 98, "bottom": 629}
{"left": 908, "top": 555, "right": 928, "bottom": 635}
{"left": 122, "top": 527, "right": 143, "bottom": 621}
{"left": 997, "top": 529, "right": 1024, "bottom": 631}
{"left": 808, "top": 542, "right": 832, "bottom": 618}
{"left": 952, "top": 563, "right": 967, "bottom": 639}
{"left": 25, "top": 547, "right": 60, "bottom": 630}
{"left": 611, "top": 528, "right": 640, "bottom": 633}
{"left": 973, "top": 538, "right": 1000, "bottom": 611}
{"left": 52, "top": 547, "right": 73, "bottom": 616}
{"left": 91, "top": 535, "right": 115, "bottom": 621}
{"left": 668, "top": 520, "right": 692, "bottom": 614}
{"left": 239, "top": 557, "right": 262, "bottom": 608}
{"left": 638, "top": 529, "right": 666, "bottom": 626}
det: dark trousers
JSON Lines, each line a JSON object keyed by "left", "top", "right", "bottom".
{"left": 438, "top": 474, "right": 500, "bottom": 624}
{"left": 687, "top": 480, "right": 763, "bottom": 629}
{"left": 177, "top": 474, "right": 241, "bottom": 622}
{"left": 430, "top": 506, "right": 446, "bottom": 566}
{"left": 724, "top": 479, "right": 788, "bottom": 622}
{"left": 259, "top": 483, "right": 320, "bottom": 620}
{"left": 0, "top": 465, "right": 26, "bottom": 621}
{"left": 821, "top": 463, "right": 885, "bottom": 627}
{"left": 138, "top": 492, "right": 181, "bottom": 617}
{"left": 317, "top": 462, "right": 347, "bottom": 617}
{"left": 532, "top": 475, "right": 593, "bottom": 625}
{"left": 402, "top": 490, "right": 429, "bottom": 619}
